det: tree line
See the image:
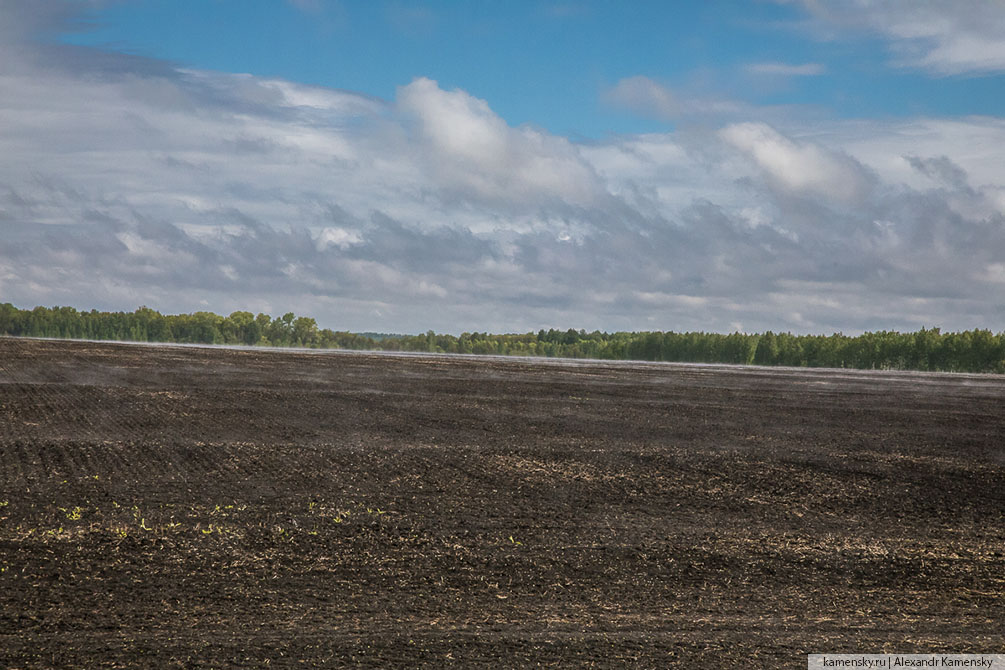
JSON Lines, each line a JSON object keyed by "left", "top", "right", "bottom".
{"left": 2, "top": 303, "right": 1003, "bottom": 373}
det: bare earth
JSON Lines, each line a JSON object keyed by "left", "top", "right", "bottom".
{"left": 1, "top": 337, "right": 1003, "bottom": 668}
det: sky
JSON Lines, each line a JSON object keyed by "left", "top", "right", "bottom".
{"left": 2, "top": 0, "right": 1005, "bottom": 335}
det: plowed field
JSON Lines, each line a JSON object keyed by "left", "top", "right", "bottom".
{"left": 1, "top": 337, "right": 1003, "bottom": 668}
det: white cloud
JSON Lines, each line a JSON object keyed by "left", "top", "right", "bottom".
{"left": 719, "top": 122, "right": 870, "bottom": 202}
{"left": 745, "top": 62, "right": 825, "bottom": 76}
{"left": 315, "top": 227, "right": 362, "bottom": 251}
{"left": 605, "top": 76, "right": 681, "bottom": 120}
{"left": 985, "top": 263, "right": 1005, "bottom": 284}
{"left": 3, "top": 2, "right": 1005, "bottom": 334}
{"left": 789, "top": 1, "right": 1005, "bottom": 75}
{"left": 604, "top": 76, "right": 745, "bottom": 122}
{"left": 396, "top": 77, "right": 603, "bottom": 207}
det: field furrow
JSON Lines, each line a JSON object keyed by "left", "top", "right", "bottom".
{"left": 1, "top": 337, "right": 1003, "bottom": 668}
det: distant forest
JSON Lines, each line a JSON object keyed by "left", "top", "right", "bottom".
{"left": 2, "top": 303, "right": 1004, "bottom": 373}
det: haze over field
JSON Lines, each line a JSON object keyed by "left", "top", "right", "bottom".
{"left": 2, "top": 0, "right": 1005, "bottom": 334}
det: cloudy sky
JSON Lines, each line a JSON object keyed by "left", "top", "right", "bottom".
{"left": 3, "top": 0, "right": 1005, "bottom": 335}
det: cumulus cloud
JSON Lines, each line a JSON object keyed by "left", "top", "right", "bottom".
{"left": 397, "top": 77, "right": 603, "bottom": 207}
{"left": 3, "top": 0, "right": 1005, "bottom": 334}
{"left": 719, "top": 122, "right": 871, "bottom": 202}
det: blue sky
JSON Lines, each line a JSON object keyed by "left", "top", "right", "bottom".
{"left": 65, "top": 0, "right": 1005, "bottom": 135}
{"left": 66, "top": 1, "right": 787, "bottom": 136}
{"left": 4, "top": 0, "right": 1005, "bottom": 334}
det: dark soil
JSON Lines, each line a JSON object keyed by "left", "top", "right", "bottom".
{"left": 1, "top": 337, "right": 1003, "bottom": 668}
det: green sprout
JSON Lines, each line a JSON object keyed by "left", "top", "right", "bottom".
{"left": 56, "top": 505, "right": 84, "bottom": 521}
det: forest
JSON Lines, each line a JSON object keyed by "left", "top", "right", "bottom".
{"left": 2, "top": 302, "right": 1003, "bottom": 373}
